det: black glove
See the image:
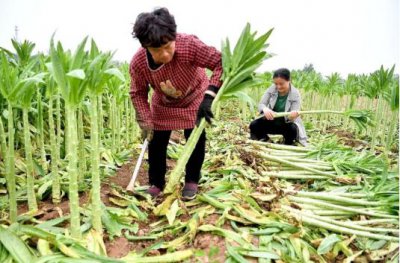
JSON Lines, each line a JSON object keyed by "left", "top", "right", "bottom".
{"left": 196, "top": 86, "right": 218, "bottom": 126}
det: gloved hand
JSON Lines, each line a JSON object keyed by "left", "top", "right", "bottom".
{"left": 196, "top": 86, "right": 219, "bottom": 126}
{"left": 138, "top": 120, "right": 153, "bottom": 142}
{"left": 141, "top": 128, "right": 154, "bottom": 142}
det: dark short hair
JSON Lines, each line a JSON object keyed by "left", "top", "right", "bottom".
{"left": 132, "top": 8, "right": 177, "bottom": 48}
{"left": 273, "top": 68, "right": 291, "bottom": 81}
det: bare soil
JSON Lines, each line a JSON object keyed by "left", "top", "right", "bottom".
{"left": 17, "top": 144, "right": 232, "bottom": 261}
{"left": 326, "top": 127, "right": 367, "bottom": 148}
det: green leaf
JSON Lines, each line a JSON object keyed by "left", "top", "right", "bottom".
{"left": 208, "top": 246, "right": 220, "bottom": 258}
{"left": 220, "top": 77, "right": 258, "bottom": 97}
{"left": 49, "top": 36, "right": 68, "bottom": 99}
{"left": 70, "top": 36, "right": 88, "bottom": 69}
{"left": 368, "top": 240, "right": 387, "bottom": 250}
{"left": 166, "top": 199, "right": 180, "bottom": 225}
{"left": 0, "top": 243, "right": 12, "bottom": 263}
{"left": 105, "top": 68, "right": 125, "bottom": 82}
{"left": 390, "top": 71, "right": 399, "bottom": 110}
{"left": 243, "top": 29, "right": 273, "bottom": 63}
{"left": 122, "top": 249, "right": 193, "bottom": 262}
{"left": 0, "top": 226, "right": 35, "bottom": 263}
{"left": 37, "top": 216, "right": 70, "bottom": 228}
{"left": 226, "top": 243, "right": 248, "bottom": 263}
{"left": 221, "top": 91, "right": 256, "bottom": 111}
{"left": 101, "top": 205, "right": 138, "bottom": 239}
{"left": 230, "top": 23, "right": 251, "bottom": 71}
{"left": 37, "top": 180, "right": 53, "bottom": 200}
{"left": 89, "top": 38, "right": 100, "bottom": 58}
{"left": 194, "top": 250, "right": 206, "bottom": 257}
{"left": 198, "top": 225, "right": 253, "bottom": 248}
{"left": 223, "top": 63, "right": 262, "bottom": 93}
{"left": 221, "top": 38, "right": 232, "bottom": 78}
{"left": 238, "top": 249, "right": 280, "bottom": 259}
{"left": 318, "top": 234, "right": 342, "bottom": 254}
{"left": 67, "top": 69, "right": 86, "bottom": 80}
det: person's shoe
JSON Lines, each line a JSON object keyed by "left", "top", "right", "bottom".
{"left": 147, "top": 185, "right": 161, "bottom": 198}
{"left": 182, "top": 182, "right": 198, "bottom": 200}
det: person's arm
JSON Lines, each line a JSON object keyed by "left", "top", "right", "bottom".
{"left": 188, "top": 35, "right": 223, "bottom": 92}
{"left": 287, "top": 91, "right": 301, "bottom": 121}
{"left": 258, "top": 88, "right": 272, "bottom": 113}
{"left": 258, "top": 87, "right": 275, "bottom": 120}
{"left": 188, "top": 35, "right": 223, "bottom": 124}
{"left": 129, "top": 62, "right": 152, "bottom": 130}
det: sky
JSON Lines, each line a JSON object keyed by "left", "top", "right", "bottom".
{"left": 0, "top": 0, "right": 398, "bottom": 76}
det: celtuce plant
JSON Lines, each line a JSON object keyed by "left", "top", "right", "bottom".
{"left": 48, "top": 36, "right": 89, "bottom": 238}
{"left": 0, "top": 28, "right": 398, "bottom": 262}
{"left": 164, "top": 24, "right": 274, "bottom": 194}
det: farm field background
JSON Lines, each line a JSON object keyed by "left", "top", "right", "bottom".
{"left": 0, "top": 24, "right": 399, "bottom": 263}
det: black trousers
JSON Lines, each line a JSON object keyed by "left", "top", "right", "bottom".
{"left": 249, "top": 117, "right": 298, "bottom": 145}
{"left": 148, "top": 129, "right": 206, "bottom": 189}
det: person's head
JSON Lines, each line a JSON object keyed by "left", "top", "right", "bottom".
{"left": 132, "top": 8, "right": 177, "bottom": 64}
{"left": 273, "top": 68, "right": 291, "bottom": 93}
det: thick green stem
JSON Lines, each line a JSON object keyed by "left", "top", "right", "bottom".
{"left": 23, "top": 109, "right": 38, "bottom": 211}
{"left": 164, "top": 119, "right": 207, "bottom": 194}
{"left": 6, "top": 104, "right": 17, "bottom": 222}
{"left": 385, "top": 110, "right": 398, "bottom": 152}
{"left": 56, "top": 95, "right": 62, "bottom": 160}
{"left": 98, "top": 94, "right": 103, "bottom": 143}
{"left": 215, "top": 102, "right": 221, "bottom": 119}
{"left": 370, "top": 96, "right": 383, "bottom": 150}
{"left": 131, "top": 104, "right": 137, "bottom": 143}
{"left": 164, "top": 84, "right": 231, "bottom": 194}
{"left": 286, "top": 207, "right": 399, "bottom": 241}
{"left": 124, "top": 98, "right": 130, "bottom": 144}
{"left": 241, "top": 100, "right": 247, "bottom": 120}
{"left": 289, "top": 196, "right": 397, "bottom": 219}
{"left": 49, "top": 96, "right": 60, "bottom": 204}
{"left": 262, "top": 173, "right": 326, "bottom": 180}
{"left": 37, "top": 91, "right": 48, "bottom": 173}
{"left": 77, "top": 108, "right": 86, "bottom": 184}
{"left": 249, "top": 149, "right": 336, "bottom": 178}
{"left": 274, "top": 110, "right": 344, "bottom": 118}
{"left": 305, "top": 210, "right": 355, "bottom": 216}
{"left": 244, "top": 145, "right": 308, "bottom": 157}
{"left": 351, "top": 219, "right": 398, "bottom": 225}
{"left": 264, "top": 170, "right": 333, "bottom": 176}
{"left": 285, "top": 206, "right": 398, "bottom": 233}
{"left": 246, "top": 140, "right": 312, "bottom": 152}
{"left": 0, "top": 116, "right": 7, "bottom": 163}
{"left": 116, "top": 103, "right": 121, "bottom": 152}
{"left": 163, "top": 76, "right": 233, "bottom": 194}
{"left": 344, "top": 95, "right": 354, "bottom": 129}
{"left": 89, "top": 94, "right": 102, "bottom": 233}
{"left": 111, "top": 96, "right": 116, "bottom": 152}
{"left": 295, "top": 191, "right": 382, "bottom": 206}
{"left": 66, "top": 105, "right": 81, "bottom": 239}
{"left": 329, "top": 193, "right": 368, "bottom": 198}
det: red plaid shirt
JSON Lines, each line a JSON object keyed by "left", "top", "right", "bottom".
{"left": 129, "top": 33, "right": 222, "bottom": 131}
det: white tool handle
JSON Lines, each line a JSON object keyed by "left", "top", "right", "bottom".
{"left": 126, "top": 139, "right": 149, "bottom": 192}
